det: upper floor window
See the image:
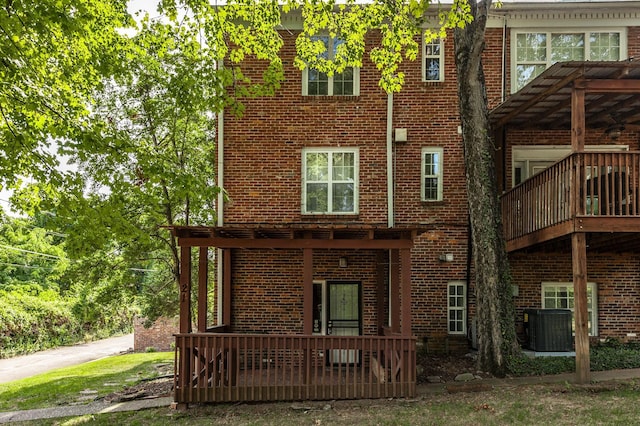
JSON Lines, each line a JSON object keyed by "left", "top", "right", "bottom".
{"left": 513, "top": 30, "right": 624, "bottom": 91}
{"left": 421, "top": 147, "right": 443, "bottom": 201}
{"left": 302, "top": 148, "right": 359, "bottom": 214}
{"left": 302, "top": 36, "right": 360, "bottom": 96}
{"left": 423, "top": 35, "right": 444, "bottom": 82}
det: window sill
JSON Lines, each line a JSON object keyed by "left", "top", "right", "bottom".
{"left": 302, "top": 213, "right": 360, "bottom": 220}
{"left": 421, "top": 200, "right": 445, "bottom": 206}
{"left": 301, "top": 95, "right": 360, "bottom": 102}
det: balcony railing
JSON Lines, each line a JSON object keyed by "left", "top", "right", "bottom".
{"left": 174, "top": 333, "right": 416, "bottom": 404}
{"left": 502, "top": 151, "right": 640, "bottom": 246}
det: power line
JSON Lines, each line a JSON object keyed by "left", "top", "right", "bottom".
{"left": 0, "top": 244, "right": 158, "bottom": 273}
{"left": 0, "top": 261, "right": 53, "bottom": 270}
{"left": 0, "top": 244, "right": 61, "bottom": 259}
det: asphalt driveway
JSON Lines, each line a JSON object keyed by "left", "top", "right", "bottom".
{"left": 0, "top": 334, "right": 134, "bottom": 383}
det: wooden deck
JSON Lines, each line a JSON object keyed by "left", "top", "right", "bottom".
{"left": 174, "top": 333, "right": 416, "bottom": 404}
{"left": 502, "top": 151, "right": 640, "bottom": 252}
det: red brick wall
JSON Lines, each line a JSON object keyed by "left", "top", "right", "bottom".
{"left": 134, "top": 316, "right": 178, "bottom": 352}
{"left": 218, "top": 16, "right": 640, "bottom": 351}
{"left": 510, "top": 252, "right": 640, "bottom": 342}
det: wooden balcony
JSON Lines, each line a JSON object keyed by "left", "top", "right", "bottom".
{"left": 502, "top": 151, "right": 640, "bottom": 252}
{"left": 174, "top": 333, "right": 416, "bottom": 404}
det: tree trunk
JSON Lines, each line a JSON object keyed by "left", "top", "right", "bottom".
{"left": 453, "top": 0, "right": 519, "bottom": 376}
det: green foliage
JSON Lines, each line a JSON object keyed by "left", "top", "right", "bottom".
{"left": 0, "top": 0, "right": 133, "bottom": 189}
{"left": 507, "top": 341, "right": 640, "bottom": 376}
{"left": 0, "top": 216, "right": 134, "bottom": 357}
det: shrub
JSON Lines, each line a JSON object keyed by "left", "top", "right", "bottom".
{"left": 507, "top": 341, "right": 640, "bottom": 377}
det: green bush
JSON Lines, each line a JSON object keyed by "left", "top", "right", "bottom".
{"left": 507, "top": 340, "right": 640, "bottom": 377}
{"left": 0, "top": 284, "right": 134, "bottom": 358}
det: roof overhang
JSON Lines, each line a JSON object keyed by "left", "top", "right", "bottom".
{"left": 490, "top": 61, "right": 640, "bottom": 132}
{"left": 168, "top": 225, "right": 425, "bottom": 249}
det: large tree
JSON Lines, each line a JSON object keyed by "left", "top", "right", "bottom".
{"left": 0, "top": 0, "right": 132, "bottom": 189}
{"left": 453, "top": 0, "right": 519, "bottom": 375}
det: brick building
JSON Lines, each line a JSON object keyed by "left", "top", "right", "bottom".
{"left": 170, "top": 1, "right": 640, "bottom": 405}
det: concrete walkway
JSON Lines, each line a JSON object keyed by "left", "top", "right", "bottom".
{"left": 1, "top": 367, "right": 639, "bottom": 423}
{"left": 0, "top": 334, "right": 134, "bottom": 384}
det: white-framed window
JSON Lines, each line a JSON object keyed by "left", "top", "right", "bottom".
{"left": 541, "top": 282, "right": 598, "bottom": 336}
{"left": 302, "top": 148, "right": 359, "bottom": 214}
{"left": 448, "top": 282, "right": 466, "bottom": 335}
{"left": 302, "top": 36, "right": 360, "bottom": 96}
{"left": 421, "top": 147, "right": 443, "bottom": 201}
{"left": 512, "top": 29, "right": 625, "bottom": 91}
{"left": 423, "top": 34, "right": 444, "bottom": 82}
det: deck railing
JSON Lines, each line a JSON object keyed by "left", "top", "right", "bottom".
{"left": 502, "top": 151, "right": 640, "bottom": 242}
{"left": 174, "top": 333, "right": 416, "bottom": 403}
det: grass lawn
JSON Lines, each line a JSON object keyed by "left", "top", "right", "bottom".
{"left": 2, "top": 348, "right": 640, "bottom": 425}
{"left": 0, "top": 352, "right": 173, "bottom": 412}
{"left": 9, "top": 380, "right": 640, "bottom": 425}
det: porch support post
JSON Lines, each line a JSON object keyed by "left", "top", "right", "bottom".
{"left": 179, "top": 245, "right": 192, "bottom": 333}
{"left": 197, "top": 247, "right": 208, "bottom": 332}
{"left": 571, "top": 85, "right": 585, "bottom": 153}
{"left": 223, "top": 249, "right": 232, "bottom": 327}
{"left": 572, "top": 232, "right": 590, "bottom": 384}
{"left": 400, "top": 248, "right": 412, "bottom": 336}
{"left": 303, "top": 248, "right": 314, "bottom": 335}
{"left": 390, "top": 249, "right": 401, "bottom": 334}
{"left": 376, "top": 251, "right": 387, "bottom": 335}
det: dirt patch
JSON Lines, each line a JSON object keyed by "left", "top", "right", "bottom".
{"left": 417, "top": 353, "right": 492, "bottom": 383}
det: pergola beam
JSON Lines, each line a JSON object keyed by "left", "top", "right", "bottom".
{"left": 177, "top": 237, "right": 413, "bottom": 250}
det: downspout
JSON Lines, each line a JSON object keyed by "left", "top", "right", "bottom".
{"left": 386, "top": 92, "right": 394, "bottom": 327}
{"left": 387, "top": 92, "right": 394, "bottom": 227}
{"left": 216, "top": 105, "right": 225, "bottom": 325}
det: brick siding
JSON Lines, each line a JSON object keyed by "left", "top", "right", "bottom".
{"left": 134, "top": 316, "right": 178, "bottom": 352}
{"left": 217, "top": 11, "right": 640, "bottom": 353}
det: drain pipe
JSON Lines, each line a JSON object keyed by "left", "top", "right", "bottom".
{"left": 387, "top": 92, "right": 394, "bottom": 228}
{"left": 216, "top": 104, "right": 225, "bottom": 325}
{"left": 386, "top": 92, "right": 394, "bottom": 327}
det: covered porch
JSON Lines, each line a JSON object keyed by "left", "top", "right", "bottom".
{"left": 169, "top": 225, "right": 421, "bottom": 406}
{"left": 492, "top": 61, "right": 640, "bottom": 383}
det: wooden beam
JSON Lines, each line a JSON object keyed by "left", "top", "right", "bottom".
{"left": 303, "top": 248, "right": 313, "bottom": 335}
{"left": 177, "top": 237, "right": 414, "bottom": 250}
{"left": 572, "top": 233, "right": 591, "bottom": 384}
{"left": 580, "top": 79, "right": 640, "bottom": 93}
{"left": 376, "top": 251, "right": 387, "bottom": 335}
{"left": 223, "top": 249, "right": 232, "bottom": 327}
{"left": 571, "top": 86, "right": 585, "bottom": 152}
{"left": 400, "top": 248, "right": 412, "bottom": 336}
{"left": 179, "top": 246, "right": 191, "bottom": 334}
{"left": 197, "top": 247, "right": 208, "bottom": 332}
{"left": 390, "top": 249, "right": 400, "bottom": 334}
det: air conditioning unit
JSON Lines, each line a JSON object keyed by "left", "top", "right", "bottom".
{"left": 523, "top": 309, "right": 573, "bottom": 352}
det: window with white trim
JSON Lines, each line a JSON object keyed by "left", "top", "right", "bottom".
{"left": 541, "top": 282, "right": 598, "bottom": 336}
{"left": 448, "top": 282, "right": 466, "bottom": 335}
{"left": 302, "top": 148, "right": 359, "bottom": 214}
{"left": 513, "top": 30, "right": 624, "bottom": 91}
{"left": 423, "top": 35, "right": 444, "bottom": 82}
{"left": 421, "top": 147, "right": 443, "bottom": 201}
{"left": 302, "top": 36, "right": 360, "bottom": 96}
